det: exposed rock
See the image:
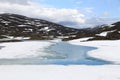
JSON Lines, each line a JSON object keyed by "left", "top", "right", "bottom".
{"left": 0, "top": 13, "right": 80, "bottom": 40}
{"left": 0, "top": 13, "right": 120, "bottom": 41}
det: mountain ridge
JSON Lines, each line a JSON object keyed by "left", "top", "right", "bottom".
{"left": 0, "top": 13, "right": 120, "bottom": 41}
{"left": 0, "top": 13, "right": 80, "bottom": 40}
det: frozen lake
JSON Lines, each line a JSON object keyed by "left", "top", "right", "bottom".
{"left": 0, "top": 41, "right": 110, "bottom": 65}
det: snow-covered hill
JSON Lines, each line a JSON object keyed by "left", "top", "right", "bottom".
{"left": 63, "top": 22, "right": 120, "bottom": 41}
{"left": 0, "top": 13, "right": 120, "bottom": 41}
{"left": 0, "top": 13, "right": 80, "bottom": 40}
{"left": 87, "top": 22, "right": 120, "bottom": 41}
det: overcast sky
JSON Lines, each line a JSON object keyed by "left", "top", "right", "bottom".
{"left": 0, "top": 0, "right": 120, "bottom": 28}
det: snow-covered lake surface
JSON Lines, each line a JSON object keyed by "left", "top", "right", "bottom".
{"left": 0, "top": 65, "right": 120, "bottom": 80}
{"left": 0, "top": 39, "right": 120, "bottom": 80}
{"left": 0, "top": 40, "right": 109, "bottom": 65}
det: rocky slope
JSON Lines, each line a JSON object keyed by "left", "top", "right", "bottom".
{"left": 87, "top": 22, "right": 120, "bottom": 41}
{"left": 63, "top": 22, "right": 120, "bottom": 41}
{"left": 0, "top": 13, "right": 120, "bottom": 41}
{"left": 0, "top": 13, "right": 80, "bottom": 40}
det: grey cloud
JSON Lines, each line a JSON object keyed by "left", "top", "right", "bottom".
{"left": 58, "top": 17, "right": 120, "bottom": 29}
{"left": 0, "top": 2, "right": 85, "bottom": 29}
{"left": 0, "top": 0, "right": 118, "bottom": 29}
{"left": 0, "top": 0, "right": 30, "bottom": 4}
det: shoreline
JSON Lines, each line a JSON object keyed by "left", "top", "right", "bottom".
{"left": 68, "top": 38, "right": 120, "bottom": 64}
{"left": 0, "top": 40, "right": 110, "bottom": 65}
{"left": 0, "top": 46, "right": 5, "bottom": 50}
{"left": 0, "top": 39, "right": 119, "bottom": 65}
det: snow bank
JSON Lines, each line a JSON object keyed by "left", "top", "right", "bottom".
{"left": 0, "top": 36, "right": 30, "bottom": 42}
{"left": 96, "top": 32, "right": 108, "bottom": 36}
{"left": 0, "top": 65, "right": 119, "bottom": 80}
{"left": 69, "top": 38, "right": 120, "bottom": 64}
{"left": 96, "top": 30, "right": 115, "bottom": 37}
{"left": 0, "top": 41, "right": 54, "bottom": 59}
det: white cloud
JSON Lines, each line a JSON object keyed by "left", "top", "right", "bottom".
{"left": 0, "top": 1, "right": 85, "bottom": 28}
{"left": 76, "top": 1, "right": 83, "bottom": 5}
{"left": 103, "top": 12, "right": 110, "bottom": 16}
{"left": 84, "top": 7, "right": 94, "bottom": 13}
{"left": 0, "top": 0, "right": 119, "bottom": 28}
{"left": 79, "top": 17, "right": 120, "bottom": 28}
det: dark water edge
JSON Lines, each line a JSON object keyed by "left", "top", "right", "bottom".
{"left": 0, "top": 41, "right": 111, "bottom": 65}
